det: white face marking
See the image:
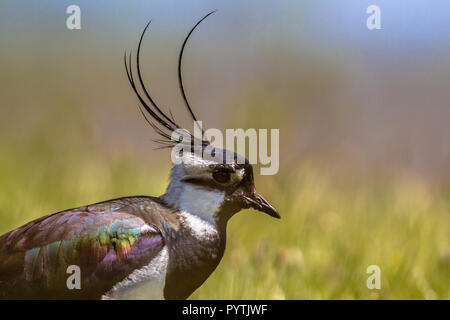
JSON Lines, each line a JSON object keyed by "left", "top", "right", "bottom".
{"left": 233, "top": 168, "right": 245, "bottom": 183}
{"left": 178, "top": 184, "right": 225, "bottom": 222}
{"left": 179, "top": 152, "right": 217, "bottom": 170}
{"left": 102, "top": 247, "right": 169, "bottom": 300}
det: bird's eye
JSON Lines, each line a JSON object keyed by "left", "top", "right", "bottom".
{"left": 212, "top": 170, "right": 231, "bottom": 184}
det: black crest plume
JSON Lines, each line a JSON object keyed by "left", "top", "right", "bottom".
{"left": 124, "top": 11, "right": 217, "bottom": 148}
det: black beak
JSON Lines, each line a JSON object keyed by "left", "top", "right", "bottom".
{"left": 244, "top": 190, "right": 280, "bottom": 219}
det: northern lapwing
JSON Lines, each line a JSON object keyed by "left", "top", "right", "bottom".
{"left": 0, "top": 11, "right": 279, "bottom": 300}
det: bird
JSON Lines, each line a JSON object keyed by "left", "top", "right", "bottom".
{"left": 0, "top": 11, "right": 280, "bottom": 300}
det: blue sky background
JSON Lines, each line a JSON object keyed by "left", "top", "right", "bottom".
{"left": 1, "top": 1, "right": 449, "bottom": 53}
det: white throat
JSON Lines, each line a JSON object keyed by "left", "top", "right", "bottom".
{"left": 177, "top": 184, "right": 225, "bottom": 222}
{"left": 162, "top": 180, "right": 225, "bottom": 238}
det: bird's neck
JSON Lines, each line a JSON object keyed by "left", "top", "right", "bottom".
{"left": 159, "top": 183, "right": 229, "bottom": 299}
{"left": 161, "top": 182, "right": 225, "bottom": 225}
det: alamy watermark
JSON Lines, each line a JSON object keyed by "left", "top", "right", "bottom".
{"left": 66, "top": 5, "right": 81, "bottom": 30}
{"left": 170, "top": 121, "right": 279, "bottom": 175}
{"left": 66, "top": 265, "right": 81, "bottom": 290}
{"left": 366, "top": 5, "right": 381, "bottom": 30}
{"left": 366, "top": 265, "right": 381, "bottom": 289}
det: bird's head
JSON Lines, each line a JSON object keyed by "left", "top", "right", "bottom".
{"left": 124, "top": 11, "right": 279, "bottom": 224}
{"left": 162, "top": 146, "right": 279, "bottom": 224}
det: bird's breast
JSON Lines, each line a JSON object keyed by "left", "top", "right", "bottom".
{"left": 162, "top": 214, "right": 226, "bottom": 299}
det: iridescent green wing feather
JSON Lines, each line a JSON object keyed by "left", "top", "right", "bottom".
{"left": 0, "top": 197, "right": 165, "bottom": 299}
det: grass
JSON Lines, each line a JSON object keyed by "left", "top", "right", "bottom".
{"left": 0, "top": 128, "right": 448, "bottom": 300}
{"left": 192, "top": 165, "right": 450, "bottom": 299}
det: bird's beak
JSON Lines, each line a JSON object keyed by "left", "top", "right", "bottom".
{"left": 244, "top": 190, "right": 280, "bottom": 219}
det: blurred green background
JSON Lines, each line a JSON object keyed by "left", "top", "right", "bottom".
{"left": 0, "top": 1, "right": 449, "bottom": 299}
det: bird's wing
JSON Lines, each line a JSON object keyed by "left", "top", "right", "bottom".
{"left": 0, "top": 197, "right": 165, "bottom": 299}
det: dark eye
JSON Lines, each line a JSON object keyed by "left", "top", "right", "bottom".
{"left": 212, "top": 170, "right": 231, "bottom": 183}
